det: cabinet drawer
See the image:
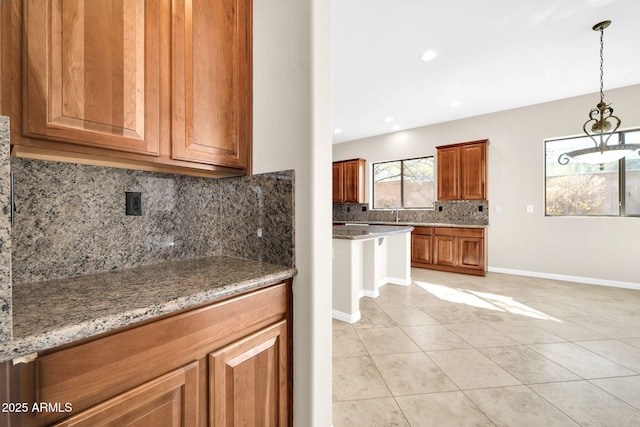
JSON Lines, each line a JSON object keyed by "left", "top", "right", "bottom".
{"left": 435, "top": 227, "right": 484, "bottom": 238}
{"left": 51, "top": 362, "right": 199, "bottom": 427}
{"left": 412, "top": 226, "right": 433, "bottom": 236}
{"left": 34, "top": 283, "right": 288, "bottom": 424}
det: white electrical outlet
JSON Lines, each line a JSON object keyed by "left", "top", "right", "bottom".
{"left": 526, "top": 205, "right": 534, "bottom": 213}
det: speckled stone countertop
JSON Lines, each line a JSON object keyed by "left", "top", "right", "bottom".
{"left": 335, "top": 220, "right": 487, "bottom": 229}
{"left": 333, "top": 224, "right": 414, "bottom": 240}
{"left": 0, "top": 256, "right": 297, "bottom": 363}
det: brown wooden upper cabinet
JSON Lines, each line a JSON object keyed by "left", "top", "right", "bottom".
{"left": 3, "top": 0, "right": 252, "bottom": 177}
{"left": 171, "top": 0, "right": 251, "bottom": 170}
{"left": 333, "top": 158, "right": 365, "bottom": 203}
{"left": 437, "top": 139, "right": 488, "bottom": 200}
{"left": 21, "top": 0, "right": 161, "bottom": 156}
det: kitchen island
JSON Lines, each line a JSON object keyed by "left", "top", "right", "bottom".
{"left": 333, "top": 220, "right": 488, "bottom": 276}
{"left": 332, "top": 224, "right": 413, "bottom": 323}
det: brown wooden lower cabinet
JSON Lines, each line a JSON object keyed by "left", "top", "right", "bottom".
{"left": 210, "top": 320, "right": 288, "bottom": 426}
{"left": 2, "top": 280, "right": 292, "bottom": 427}
{"left": 433, "top": 235, "right": 457, "bottom": 267}
{"left": 411, "top": 226, "right": 434, "bottom": 267}
{"left": 411, "top": 226, "right": 486, "bottom": 276}
{"left": 52, "top": 361, "right": 200, "bottom": 427}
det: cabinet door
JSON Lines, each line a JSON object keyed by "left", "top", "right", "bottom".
{"left": 52, "top": 362, "right": 199, "bottom": 427}
{"left": 171, "top": 0, "right": 251, "bottom": 169}
{"left": 23, "top": 0, "right": 161, "bottom": 155}
{"left": 342, "top": 159, "right": 364, "bottom": 203}
{"left": 209, "top": 320, "right": 288, "bottom": 427}
{"left": 333, "top": 162, "right": 345, "bottom": 203}
{"left": 411, "top": 233, "right": 432, "bottom": 265}
{"left": 459, "top": 143, "right": 486, "bottom": 199}
{"left": 458, "top": 237, "right": 484, "bottom": 271}
{"left": 433, "top": 235, "right": 457, "bottom": 267}
{"left": 437, "top": 147, "right": 459, "bottom": 200}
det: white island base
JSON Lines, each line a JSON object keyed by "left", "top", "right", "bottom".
{"left": 332, "top": 225, "right": 413, "bottom": 323}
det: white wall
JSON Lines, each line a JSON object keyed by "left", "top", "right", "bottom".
{"left": 334, "top": 84, "right": 640, "bottom": 288}
{"left": 254, "top": 0, "right": 332, "bottom": 426}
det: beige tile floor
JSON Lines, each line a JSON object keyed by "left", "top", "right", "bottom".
{"left": 333, "top": 268, "right": 640, "bottom": 427}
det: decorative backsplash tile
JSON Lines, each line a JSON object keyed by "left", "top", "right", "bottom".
{"left": 333, "top": 200, "right": 489, "bottom": 225}
{"left": 0, "top": 117, "right": 12, "bottom": 341}
{"left": 11, "top": 158, "right": 294, "bottom": 284}
{"left": 218, "top": 172, "right": 295, "bottom": 265}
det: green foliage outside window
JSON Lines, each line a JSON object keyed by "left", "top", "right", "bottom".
{"left": 546, "top": 174, "right": 606, "bottom": 215}
{"left": 545, "top": 129, "right": 640, "bottom": 216}
{"left": 373, "top": 157, "right": 434, "bottom": 209}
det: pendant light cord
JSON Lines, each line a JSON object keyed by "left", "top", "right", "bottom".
{"left": 599, "top": 26, "right": 605, "bottom": 104}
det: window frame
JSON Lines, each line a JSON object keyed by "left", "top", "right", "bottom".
{"left": 371, "top": 155, "right": 435, "bottom": 210}
{"left": 544, "top": 128, "right": 640, "bottom": 218}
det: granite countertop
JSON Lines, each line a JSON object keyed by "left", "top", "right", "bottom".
{"left": 336, "top": 220, "right": 488, "bottom": 228}
{"left": 333, "top": 224, "right": 414, "bottom": 240}
{"left": 0, "top": 256, "right": 297, "bottom": 363}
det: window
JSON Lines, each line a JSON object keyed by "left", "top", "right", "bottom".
{"left": 372, "top": 157, "right": 434, "bottom": 209}
{"left": 545, "top": 129, "right": 640, "bottom": 216}
{"left": 624, "top": 131, "right": 640, "bottom": 216}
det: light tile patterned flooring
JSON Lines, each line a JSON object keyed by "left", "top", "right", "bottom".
{"left": 333, "top": 268, "right": 640, "bottom": 426}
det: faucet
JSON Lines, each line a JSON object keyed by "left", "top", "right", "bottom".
{"left": 392, "top": 205, "right": 399, "bottom": 223}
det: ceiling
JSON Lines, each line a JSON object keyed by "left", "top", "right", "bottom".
{"left": 332, "top": 0, "right": 640, "bottom": 144}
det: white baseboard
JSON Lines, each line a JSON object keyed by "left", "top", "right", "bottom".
{"left": 332, "top": 309, "right": 361, "bottom": 324}
{"left": 488, "top": 266, "right": 640, "bottom": 291}
{"left": 376, "top": 277, "right": 412, "bottom": 287}
{"left": 361, "top": 289, "right": 379, "bottom": 298}
{"left": 359, "top": 278, "right": 412, "bottom": 300}
{"left": 384, "top": 277, "right": 412, "bottom": 286}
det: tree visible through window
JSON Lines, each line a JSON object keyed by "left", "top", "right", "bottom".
{"left": 373, "top": 157, "right": 434, "bottom": 209}
{"left": 545, "top": 129, "right": 640, "bottom": 216}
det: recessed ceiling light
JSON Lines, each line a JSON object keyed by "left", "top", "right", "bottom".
{"left": 449, "top": 100, "right": 461, "bottom": 107}
{"left": 384, "top": 116, "right": 394, "bottom": 123}
{"left": 420, "top": 50, "right": 437, "bottom": 61}
{"left": 334, "top": 128, "right": 342, "bottom": 134}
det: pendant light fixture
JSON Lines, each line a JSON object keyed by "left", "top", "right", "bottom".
{"left": 558, "top": 20, "right": 640, "bottom": 170}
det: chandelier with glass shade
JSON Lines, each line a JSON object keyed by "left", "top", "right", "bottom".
{"left": 558, "top": 20, "right": 640, "bottom": 170}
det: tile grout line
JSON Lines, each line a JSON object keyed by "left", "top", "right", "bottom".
{"left": 333, "top": 270, "right": 640, "bottom": 426}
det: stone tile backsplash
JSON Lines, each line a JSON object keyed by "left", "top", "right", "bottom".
{"left": 333, "top": 200, "right": 489, "bottom": 225}
{"left": 0, "top": 117, "right": 12, "bottom": 341}
{"left": 10, "top": 158, "right": 294, "bottom": 284}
